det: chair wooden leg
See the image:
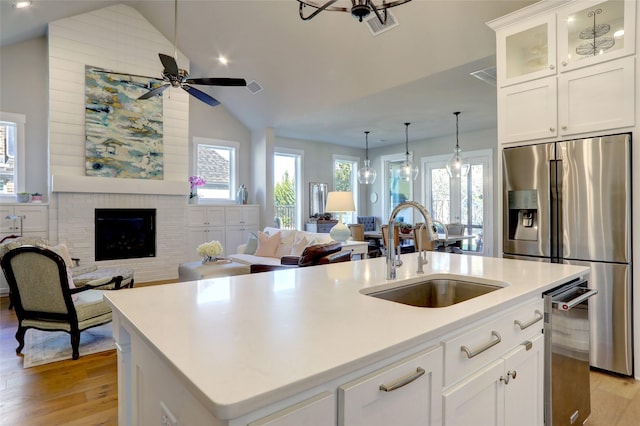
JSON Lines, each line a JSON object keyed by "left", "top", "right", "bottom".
{"left": 15, "top": 327, "right": 26, "bottom": 355}
{"left": 71, "top": 331, "right": 80, "bottom": 360}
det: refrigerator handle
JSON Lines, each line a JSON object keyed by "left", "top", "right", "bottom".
{"left": 549, "top": 159, "right": 561, "bottom": 260}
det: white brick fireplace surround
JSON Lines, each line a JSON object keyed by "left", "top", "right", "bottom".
{"left": 50, "top": 193, "right": 188, "bottom": 283}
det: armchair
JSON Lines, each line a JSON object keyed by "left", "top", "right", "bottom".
{"left": 250, "top": 241, "right": 351, "bottom": 273}
{"left": 1, "top": 246, "right": 113, "bottom": 360}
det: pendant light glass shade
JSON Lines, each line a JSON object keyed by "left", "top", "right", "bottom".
{"left": 446, "top": 111, "right": 470, "bottom": 178}
{"left": 357, "top": 131, "right": 377, "bottom": 184}
{"left": 397, "top": 122, "right": 418, "bottom": 181}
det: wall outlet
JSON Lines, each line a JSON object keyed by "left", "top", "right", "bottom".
{"left": 160, "top": 401, "right": 178, "bottom": 426}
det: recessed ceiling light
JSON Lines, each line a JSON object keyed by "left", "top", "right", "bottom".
{"left": 217, "top": 55, "right": 228, "bottom": 65}
{"left": 13, "top": 1, "right": 32, "bottom": 9}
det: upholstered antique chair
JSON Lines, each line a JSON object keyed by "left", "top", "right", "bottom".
{"left": 1, "top": 245, "right": 114, "bottom": 360}
{"left": 250, "top": 241, "right": 351, "bottom": 273}
{"left": 0, "top": 236, "right": 134, "bottom": 291}
{"left": 356, "top": 216, "right": 377, "bottom": 232}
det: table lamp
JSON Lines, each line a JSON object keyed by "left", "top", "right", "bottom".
{"left": 325, "top": 191, "right": 356, "bottom": 243}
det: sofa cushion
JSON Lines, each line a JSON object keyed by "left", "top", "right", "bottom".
{"left": 290, "top": 235, "right": 309, "bottom": 257}
{"left": 254, "top": 231, "right": 281, "bottom": 257}
{"left": 243, "top": 232, "right": 259, "bottom": 254}
{"left": 229, "top": 254, "right": 283, "bottom": 266}
{"left": 298, "top": 241, "right": 342, "bottom": 267}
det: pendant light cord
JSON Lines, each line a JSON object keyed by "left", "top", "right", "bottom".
{"left": 404, "top": 122, "right": 410, "bottom": 156}
{"left": 454, "top": 111, "right": 460, "bottom": 152}
{"left": 365, "top": 131, "right": 370, "bottom": 161}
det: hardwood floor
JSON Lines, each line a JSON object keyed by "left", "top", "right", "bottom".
{"left": 1, "top": 294, "right": 639, "bottom": 425}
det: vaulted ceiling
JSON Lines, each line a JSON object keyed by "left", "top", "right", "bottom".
{"left": 0, "top": 0, "right": 536, "bottom": 148}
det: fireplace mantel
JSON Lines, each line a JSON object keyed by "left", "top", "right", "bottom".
{"left": 51, "top": 175, "right": 187, "bottom": 196}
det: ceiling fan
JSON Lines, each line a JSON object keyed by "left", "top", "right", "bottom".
{"left": 137, "top": 0, "right": 247, "bottom": 107}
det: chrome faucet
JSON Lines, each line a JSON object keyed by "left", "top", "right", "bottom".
{"left": 386, "top": 201, "right": 438, "bottom": 280}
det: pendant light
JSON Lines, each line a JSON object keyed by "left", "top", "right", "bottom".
{"left": 357, "top": 131, "right": 377, "bottom": 184}
{"left": 446, "top": 111, "right": 470, "bottom": 178}
{"left": 397, "top": 122, "right": 418, "bottom": 181}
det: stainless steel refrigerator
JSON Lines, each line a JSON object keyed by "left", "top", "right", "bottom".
{"left": 502, "top": 133, "right": 632, "bottom": 376}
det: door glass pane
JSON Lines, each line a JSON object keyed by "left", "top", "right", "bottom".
{"left": 274, "top": 154, "right": 298, "bottom": 229}
{"left": 506, "top": 23, "right": 549, "bottom": 79}
{"left": 430, "top": 167, "right": 450, "bottom": 223}
{"left": 460, "top": 164, "right": 484, "bottom": 253}
{"left": 565, "top": 0, "right": 625, "bottom": 66}
{"left": 388, "top": 160, "right": 413, "bottom": 223}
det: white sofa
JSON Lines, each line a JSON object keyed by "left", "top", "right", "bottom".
{"left": 229, "top": 227, "right": 335, "bottom": 267}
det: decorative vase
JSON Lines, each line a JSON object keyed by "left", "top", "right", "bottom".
{"left": 188, "top": 196, "right": 198, "bottom": 205}
{"left": 16, "top": 194, "right": 30, "bottom": 203}
{"left": 202, "top": 255, "right": 217, "bottom": 264}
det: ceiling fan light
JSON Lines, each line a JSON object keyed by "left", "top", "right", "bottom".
{"left": 13, "top": 1, "right": 31, "bottom": 9}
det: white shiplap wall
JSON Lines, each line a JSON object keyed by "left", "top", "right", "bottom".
{"left": 48, "top": 5, "right": 192, "bottom": 282}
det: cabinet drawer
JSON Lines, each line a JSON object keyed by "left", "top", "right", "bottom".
{"left": 442, "top": 298, "right": 543, "bottom": 387}
{"left": 339, "top": 346, "right": 442, "bottom": 426}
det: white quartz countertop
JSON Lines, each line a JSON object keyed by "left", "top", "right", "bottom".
{"left": 104, "top": 252, "right": 589, "bottom": 420}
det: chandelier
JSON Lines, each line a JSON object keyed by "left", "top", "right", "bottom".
{"left": 445, "top": 111, "right": 470, "bottom": 178}
{"left": 397, "top": 122, "right": 418, "bottom": 181}
{"left": 297, "top": 0, "right": 413, "bottom": 25}
{"left": 357, "top": 131, "right": 377, "bottom": 184}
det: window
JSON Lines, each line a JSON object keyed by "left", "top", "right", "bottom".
{"left": 0, "top": 112, "right": 25, "bottom": 196}
{"left": 193, "top": 137, "right": 238, "bottom": 201}
{"left": 333, "top": 155, "right": 359, "bottom": 224}
{"left": 381, "top": 152, "right": 415, "bottom": 224}
{"left": 274, "top": 149, "right": 302, "bottom": 230}
{"left": 423, "top": 149, "right": 493, "bottom": 255}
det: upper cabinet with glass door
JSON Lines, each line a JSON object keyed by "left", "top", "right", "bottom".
{"left": 496, "top": 14, "right": 557, "bottom": 87}
{"left": 558, "top": 0, "right": 635, "bottom": 72}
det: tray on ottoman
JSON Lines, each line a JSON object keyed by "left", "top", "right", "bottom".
{"left": 178, "top": 260, "right": 251, "bottom": 282}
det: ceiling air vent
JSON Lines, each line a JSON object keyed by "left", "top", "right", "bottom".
{"left": 470, "top": 66, "right": 497, "bottom": 87}
{"left": 366, "top": 11, "right": 398, "bottom": 36}
{"left": 246, "top": 80, "right": 263, "bottom": 95}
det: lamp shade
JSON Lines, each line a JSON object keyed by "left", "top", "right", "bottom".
{"left": 325, "top": 191, "right": 356, "bottom": 213}
{"left": 325, "top": 191, "right": 355, "bottom": 243}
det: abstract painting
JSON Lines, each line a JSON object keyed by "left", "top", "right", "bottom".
{"left": 85, "top": 65, "right": 164, "bottom": 179}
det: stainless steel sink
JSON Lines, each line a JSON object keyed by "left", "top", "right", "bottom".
{"left": 365, "top": 279, "right": 502, "bottom": 308}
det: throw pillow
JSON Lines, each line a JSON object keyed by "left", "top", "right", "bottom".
{"left": 243, "top": 232, "right": 259, "bottom": 254}
{"left": 254, "top": 231, "right": 281, "bottom": 257}
{"left": 50, "top": 243, "right": 74, "bottom": 267}
{"left": 290, "top": 236, "right": 309, "bottom": 257}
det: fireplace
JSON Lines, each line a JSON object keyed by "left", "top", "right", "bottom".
{"left": 95, "top": 208, "right": 156, "bottom": 261}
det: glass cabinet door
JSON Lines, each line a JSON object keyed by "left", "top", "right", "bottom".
{"left": 558, "top": 0, "right": 635, "bottom": 71}
{"left": 497, "top": 15, "right": 557, "bottom": 87}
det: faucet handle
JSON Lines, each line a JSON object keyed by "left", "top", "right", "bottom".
{"left": 395, "top": 246, "right": 403, "bottom": 267}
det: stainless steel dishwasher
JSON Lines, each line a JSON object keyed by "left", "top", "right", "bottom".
{"left": 544, "top": 278, "right": 598, "bottom": 425}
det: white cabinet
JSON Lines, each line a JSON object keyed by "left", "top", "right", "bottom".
{"left": 185, "top": 206, "right": 226, "bottom": 261}
{"left": 0, "top": 203, "right": 48, "bottom": 295}
{"left": 185, "top": 205, "right": 260, "bottom": 259}
{"left": 0, "top": 204, "right": 48, "bottom": 236}
{"left": 248, "top": 392, "right": 335, "bottom": 426}
{"left": 442, "top": 298, "right": 544, "bottom": 425}
{"left": 491, "top": 0, "right": 636, "bottom": 145}
{"left": 443, "top": 333, "right": 544, "bottom": 426}
{"left": 225, "top": 205, "right": 259, "bottom": 256}
{"left": 338, "top": 346, "right": 442, "bottom": 426}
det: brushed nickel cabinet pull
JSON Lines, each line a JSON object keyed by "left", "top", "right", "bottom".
{"left": 461, "top": 331, "right": 501, "bottom": 359}
{"left": 514, "top": 310, "right": 543, "bottom": 330}
{"left": 379, "top": 367, "right": 425, "bottom": 392}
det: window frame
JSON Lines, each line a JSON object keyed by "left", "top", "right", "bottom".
{"left": 192, "top": 136, "right": 239, "bottom": 203}
{"left": 274, "top": 148, "right": 303, "bottom": 230}
{"left": 0, "top": 112, "right": 26, "bottom": 201}
{"left": 332, "top": 154, "right": 359, "bottom": 224}
{"left": 421, "top": 148, "right": 494, "bottom": 256}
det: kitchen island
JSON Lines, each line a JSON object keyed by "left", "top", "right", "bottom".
{"left": 104, "top": 252, "right": 589, "bottom": 425}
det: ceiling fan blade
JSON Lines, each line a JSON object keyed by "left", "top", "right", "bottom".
{"left": 182, "top": 85, "right": 221, "bottom": 107}
{"left": 159, "top": 53, "right": 180, "bottom": 76}
{"left": 184, "top": 77, "right": 247, "bottom": 87}
{"left": 138, "top": 84, "right": 169, "bottom": 100}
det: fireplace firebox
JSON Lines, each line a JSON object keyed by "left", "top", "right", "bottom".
{"left": 95, "top": 208, "right": 156, "bottom": 261}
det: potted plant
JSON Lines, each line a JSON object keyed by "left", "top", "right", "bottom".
{"left": 31, "top": 192, "right": 42, "bottom": 203}
{"left": 398, "top": 222, "right": 413, "bottom": 234}
{"left": 16, "top": 192, "right": 30, "bottom": 203}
